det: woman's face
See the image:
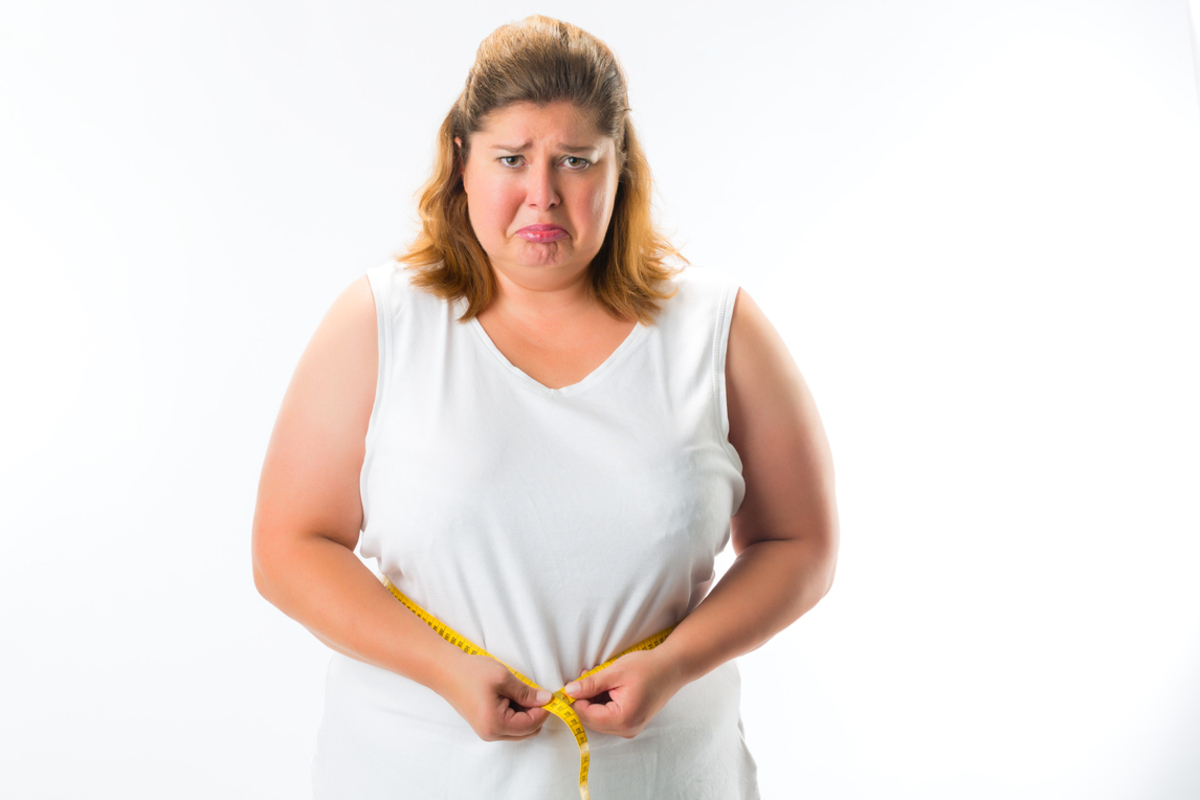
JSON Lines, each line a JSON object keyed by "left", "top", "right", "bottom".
{"left": 460, "top": 101, "right": 620, "bottom": 292}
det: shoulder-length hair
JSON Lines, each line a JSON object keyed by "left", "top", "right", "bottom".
{"left": 398, "top": 15, "right": 683, "bottom": 324}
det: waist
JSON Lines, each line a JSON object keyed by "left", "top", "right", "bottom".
{"left": 324, "top": 651, "right": 744, "bottom": 736}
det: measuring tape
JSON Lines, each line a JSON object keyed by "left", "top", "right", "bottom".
{"left": 383, "top": 577, "right": 674, "bottom": 800}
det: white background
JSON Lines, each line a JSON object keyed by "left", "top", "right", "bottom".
{"left": 2, "top": 1, "right": 1198, "bottom": 798}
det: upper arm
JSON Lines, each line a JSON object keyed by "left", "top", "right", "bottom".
{"left": 725, "top": 289, "right": 838, "bottom": 557}
{"left": 252, "top": 276, "right": 379, "bottom": 566}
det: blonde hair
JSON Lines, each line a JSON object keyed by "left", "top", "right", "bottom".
{"left": 398, "top": 15, "right": 682, "bottom": 323}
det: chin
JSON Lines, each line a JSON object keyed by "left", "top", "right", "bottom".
{"left": 514, "top": 244, "right": 570, "bottom": 266}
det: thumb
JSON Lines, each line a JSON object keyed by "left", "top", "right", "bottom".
{"left": 563, "top": 669, "right": 611, "bottom": 701}
{"left": 503, "top": 674, "right": 553, "bottom": 709}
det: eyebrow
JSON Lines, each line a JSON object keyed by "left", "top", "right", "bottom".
{"left": 490, "top": 141, "right": 599, "bottom": 154}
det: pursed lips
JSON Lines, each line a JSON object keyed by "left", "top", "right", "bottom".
{"left": 515, "top": 224, "right": 570, "bottom": 243}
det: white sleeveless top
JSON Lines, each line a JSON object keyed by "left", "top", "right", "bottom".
{"left": 313, "top": 263, "right": 759, "bottom": 800}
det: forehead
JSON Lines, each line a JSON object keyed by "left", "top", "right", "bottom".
{"left": 472, "top": 101, "right": 608, "bottom": 145}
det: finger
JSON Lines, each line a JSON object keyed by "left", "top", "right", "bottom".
{"left": 492, "top": 735, "right": 536, "bottom": 741}
{"left": 563, "top": 670, "right": 614, "bottom": 701}
{"left": 573, "top": 695, "right": 622, "bottom": 730}
{"left": 501, "top": 675, "right": 553, "bottom": 710}
{"left": 501, "top": 704, "right": 550, "bottom": 737}
{"left": 496, "top": 673, "right": 552, "bottom": 736}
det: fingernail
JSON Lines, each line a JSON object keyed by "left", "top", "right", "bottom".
{"left": 535, "top": 690, "right": 552, "bottom": 705}
{"left": 564, "top": 682, "right": 581, "bottom": 696}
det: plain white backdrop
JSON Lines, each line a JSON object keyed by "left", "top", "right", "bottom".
{"left": 2, "top": 1, "right": 1198, "bottom": 798}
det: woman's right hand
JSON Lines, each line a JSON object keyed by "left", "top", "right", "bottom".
{"left": 438, "top": 652, "right": 553, "bottom": 741}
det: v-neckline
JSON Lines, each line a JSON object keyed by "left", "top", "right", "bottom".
{"left": 467, "top": 314, "right": 648, "bottom": 397}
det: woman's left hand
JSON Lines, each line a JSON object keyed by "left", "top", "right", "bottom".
{"left": 562, "top": 650, "right": 684, "bottom": 738}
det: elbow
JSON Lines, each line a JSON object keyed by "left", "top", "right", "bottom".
{"left": 787, "top": 522, "right": 837, "bottom": 608}
{"left": 251, "top": 524, "right": 282, "bottom": 604}
{"left": 818, "top": 554, "right": 837, "bottom": 600}
{"left": 815, "top": 525, "right": 839, "bottom": 599}
{"left": 252, "top": 557, "right": 271, "bottom": 600}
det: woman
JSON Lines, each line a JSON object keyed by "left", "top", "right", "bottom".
{"left": 253, "top": 15, "right": 837, "bottom": 799}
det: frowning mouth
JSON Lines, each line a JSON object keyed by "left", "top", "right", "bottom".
{"left": 515, "top": 224, "right": 569, "bottom": 243}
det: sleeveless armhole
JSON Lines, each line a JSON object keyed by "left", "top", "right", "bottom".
{"left": 359, "top": 263, "right": 404, "bottom": 532}
{"left": 713, "top": 279, "right": 745, "bottom": 479}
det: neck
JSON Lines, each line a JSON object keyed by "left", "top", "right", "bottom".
{"left": 487, "top": 263, "right": 602, "bottom": 323}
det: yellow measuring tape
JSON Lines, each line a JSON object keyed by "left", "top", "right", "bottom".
{"left": 383, "top": 577, "right": 674, "bottom": 800}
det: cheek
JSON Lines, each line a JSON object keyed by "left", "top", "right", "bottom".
{"left": 466, "top": 179, "right": 518, "bottom": 238}
{"left": 586, "top": 181, "right": 617, "bottom": 233}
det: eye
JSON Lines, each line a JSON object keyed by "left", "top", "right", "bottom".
{"left": 562, "top": 156, "right": 590, "bottom": 169}
{"left": 499, "top": 155, "right": 522, "bottom": 167}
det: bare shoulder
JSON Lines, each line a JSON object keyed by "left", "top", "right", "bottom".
{"left": 253, "top": 276, "right": 379, "bottom": 552}
{"left": 725, "top": 289, "right": 810, "bottom": 438}
{"left": 292, "top": 275, "right": 378, "bottom": 393}
{"left": 725, "top": 289, "right": 837, "bottom": 551}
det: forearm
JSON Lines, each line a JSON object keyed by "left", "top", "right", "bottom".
{"left": 252, "top": 532, "right": 463, "bottom": 694}
{"left": 655, "top": 536, "right": 836, "bottom": 685}
{"left": 564, "top": 533, "right": 835, "bottom": 735}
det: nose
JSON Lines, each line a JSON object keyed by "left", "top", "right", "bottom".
{"left": 525, "top": 162, "right": 560, "bottom": 211}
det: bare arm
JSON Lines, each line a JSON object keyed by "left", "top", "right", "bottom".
{"left": 661, "top": 287, "right": 839, "bottom": 675}
{"left": 567, "top": 288, "right": 839, "bottom": 735}
{"left": 251, "top": 276, "right": 551, "bottom": 740}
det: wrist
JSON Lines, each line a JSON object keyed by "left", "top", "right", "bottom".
{"left": 648, "top": 637, "right": 699, "bottom": 695}
{"left": 414, "top": 641, "right": 471, "bottom": 699}
{"left": 655, "top": 624, "right": 720, "bottom": 689}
